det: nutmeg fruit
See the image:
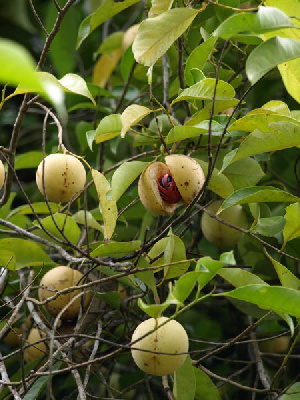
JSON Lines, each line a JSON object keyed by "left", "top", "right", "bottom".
{"left": 131, "top": 317, "right": 189, "bottom": 376}
{"left": 0, "top": 159, "right": 5, "bottom": 190}
{"left": 201, "top": 200, "right": 248, "bottom": 249}
{"left": 36, "top": 153, "right": 86, "bottom": 203}
{"left": 38, "top": 266, "right": 91, "bottom": 320}
{"left": 24, "top": 328, "right": 47, "bottom": 362}
{"left": 138, "top": 154, "right": 205, "bottom": 215}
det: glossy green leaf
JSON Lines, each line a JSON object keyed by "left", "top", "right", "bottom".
{"left": 111, "top": 161, "right": 148, "bottom": 201}
{"left": 261, "top": 100, "right": 291, "bottom": 116}
{"left": 23, "top": 376, "right": 49, "bottom": 400}
{"left": 92, "top": 169, "right": 118, "bottom": 241}
{"left": 96, "top": 291, "right": 122, "bottom": 309}
{"left": 172, "top": 79, "right": 235, "bottom": 105}
{"left": 225, "top": 121, "right": 300, "bottom": 168}
{"left": 76, "top": 0, "right": 141, "bottom": 48}
{"left": 219, "top": 268, "right": 267, "bottom": 288}
{"left": 223, "top": 157, "right": 265, "bottom": 190}
{"left": 200, "top": 159, "right": 234, "bottom": 198}
{"left": 194, "top": 367, "right": 221, "bottom": 400}
{"left": 221, "top": 284, "right": 300, "bottom": 317}
{"left": 148, "top": 235, "right": 190, "bottom": 279}
{"left": 148, "top": 0, "right": 174, "bottom": 18}
{"left": 91, "top": 240, "right": 141, "bottom": 257}
{"left": 59, "top": 73, "right": 96, "bottom": 105}
{"left": 135, "top": 257, "right": 158, "bottom": 296}
{"left": 7, "top": 202, "right": 60, "bottom": 218}
{"left": 72, "top": 210, "right": 103, "bottom": 232}
{"left": 37, "top": 214, "right": 81, "bottom": 245}
{"left": 121, "top": 105, "right": 152, "bottom": 137}
{"left": 14, "top": 151, "right": 43, "bottom": 170}
{"left": 0, "top": 238, "right": 55, "bottom": 270}
{"left": 196, "top": 257, "right": 226, "bottom": 290}
{"left": 138, "top": 289, "right": 181, "bottom": 318}
{"left": 253, "top": 216, "right": 286, "bottom": 237}
{"left": 246, "top": 37, "right": 300, "bottom": 84}
{"left": 173, "top": 272, "right": 202, "bottom": 303}
{"left": 0, "top": 249, "right": 16, "bottom": 271}
{"left": 219, "top": 187, "right": 300, "bottom": 212}
{"left": 95, "top": 114, "right": 122, "bottom": 144}
{"left": 166, "top": 120, "right": 225, "bottom": 144}
{"left": 283, "top": 203, "right": 300, "bottom": 243}
{"left": 184, "top": 36, "right": 217, "bottom": 86}
{"left": 174, "top": 356, "right": 196, "bottom": 400}
{"left": 280, "top": 382, "right": 300, "bottom": 399}
{"left": 132, "top": 8, "right": 198, "bottom": 66}
{"left": 266, "top": 251, "right": 300, "bottom": 290}
{"left": 213, "top": 6, "right": 293, "bottom": 39}
{"left": 97, "top": 31, "right": 124, "bottom": 54}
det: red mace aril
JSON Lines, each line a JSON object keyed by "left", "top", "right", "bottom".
{"left": 158, "top": 173, "right": 182, "bottom": 204}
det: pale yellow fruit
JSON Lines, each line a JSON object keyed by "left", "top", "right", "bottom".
{"left": 259, "top": 336, "right": 290, "bottom": 354}
{"left": 24, "top": 328, "right": 47, "bottom": 362}
{"left": 122, "top": 24, "right": 140, "bottom": 52}
{"left": 3, "top": 327, "right": 22, "bottom": 349}
{"left": 201, "top": 200, "right": 248, "bottom": 249}
{"left": 138, "top": 154, "right": 205, "bottom": 215}
{"left": 131, "top": 317, "right": 189, "bottom": 376}
{"left": 165, "top": 154, "right": 205, "bottom": 206}
{"left": 0, "top": 160, "right": 5, "bottom": 190}
{"left": 38, "top": 266, "right": 91, "bottom": 320}
{"left": 36, "top": 154, "right": 86, "bottom": 203}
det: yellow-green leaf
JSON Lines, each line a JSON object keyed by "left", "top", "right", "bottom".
{"left": 121, "top": 105, "right": 152, "bottom": 137}
{"left": 92, "top": 49, "right": 122, "bottom": 88}
{"left": 92, "top": 169, "right": 118, "bottom": 241}
{"left": 132, "top": 8, "right": 198, "bottom": 66}
{"left": 148, "top": 0, "right": 174, "bottom": 18}
{"left": 283, "top": 203, "right": 300, "bottom": 244}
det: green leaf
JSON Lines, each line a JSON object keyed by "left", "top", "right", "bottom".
{"left": 96, "top": 291, "right": 122, "bottom": 309}
{"left": 172, "top": 78, "right": 235, "bottom": 105}
{"left": 219, "top": 187, "right": 300, "bottom": 212}
{"left": 194, "top": 367, "right": 221, "bottom": 400}
{"left": 59, "top": 73, "right": 96, "bottom": 105}
{"left": 246, "top": 37, "right": 300, "bottom": 84}
{"left": 280, "top": 382, "right": 300, "bottom": 399}
{"left": 221, "top": 284, "right": 300, "bottom": 318}
{"left": 7, "top": 202, "right": 60, "bottom": 218}
{"left": 184, "top": 36, "right": 217, "bottom": 86}
{"left": 92, "top": 169, "right": 118, "bottom": 241}
{"left": 111, "top": 161, "right": 148, "bottom": 201}
{"left": 135, "top": 257, "right": 158, "bottom": 297}
{"left": 173, "top": 272, "right": 202, "bottom": 303}
{"left": 0, "top": 249, "right": 16, "bottom": 271}
{"left": 254, "top": 216, "right": 286, "bottom": 237}
{"left": 225, "top": 122, "right": 300, "bottom": 168}
{"left": 213, "top": 6, "right": 293, "bottom": 39}
{"left": 265, "top": 251, "right": 300, "bottom": 290}
{"left": 23, "top": 376, "right": 49, "bottom": 400}
{"left": 72, "top": 210, "right": 103, "bottom": 232}
{"left": 173, "top": 356, "right": 196, "bottom": 400}
{"left": 196, "top": 257, "right": 226, "bottom": 290}
{"left": 137, "top": 290, "right": 181, "bottom": 318}
{"left": 283, "top": 203, "right": 300, "bottom": 244}
{"left": 14, "top": 151, "right": 43, "bottom": 170}
{"left": 219, "top": 268, "right": 267, "bottom": 288}
{"left": 223, "top": 157, "right": 265, "bottom": 190}
{"left": 97, "top": 31, "right": 124, "bottom": 54}
{"left": 37, "top": 214, "right": 81, "bottom": 245}
{"left": 148, "top": 235, "right": 190, "bottom": 279}
{"left": 121, "top": 105, "right": 152, "bottom": 137}
{"left": 91, "top": 240, "right": 141, "bottom": 257}
{"left": 196, "top": 159, "right": 234, "bottom": 199}
{"left": 185, "top": 99, "right": 239, "bottom": 126}
{"left": 166, "top": 120, "right": 226, "bottom": 144}
{"left": 94, "top": 114, "right": 122, "bottom": 144}
{"left": 132, "top": 8, "right": 198, "bottom": 66}
{"left": 148, "top": 0, "right": 174, "bottom": 18}
{"left": 0, "top": 238, "right": 55, "bottom": 270}
{"left": 76, "top": 0, "right": 141, "bottom": 48}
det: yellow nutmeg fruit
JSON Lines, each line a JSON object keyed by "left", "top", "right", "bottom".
{"left": 201, "top": 200, "right": 248, "bottom": 249}
{"left": 36, "top": 153, "right": 86, "bottom": 203}
{"left": 131, "top": 317, "right": 189, "bottom": 376}
{"left": 24, "top": 328, "right": 47, "bottom": 362}
{"left": 138, "top": 154, "right": 205, "bottom": 215}
{"left": 38, "top": 266, "right": 91, "bottom": 320}
{"left": 0, "top": 160, "right": 5, "bottom": 190}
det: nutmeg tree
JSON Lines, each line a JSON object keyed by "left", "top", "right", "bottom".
{"left": 0, "top": 1, "right": 300, "bottom": 399}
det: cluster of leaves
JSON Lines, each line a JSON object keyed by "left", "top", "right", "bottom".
{"left": 0, "top": 0, "right": 300, "bottom": 399}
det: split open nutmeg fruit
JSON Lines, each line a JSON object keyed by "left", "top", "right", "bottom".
{"left": 138, "top": 154, "right": 205, "bottom": 215}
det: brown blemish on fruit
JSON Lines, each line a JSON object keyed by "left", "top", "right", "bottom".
{"left": 184, "top": 182, "right": 189, "bottom": 186}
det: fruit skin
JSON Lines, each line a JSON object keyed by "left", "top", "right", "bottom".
{"left": 259, "top": 336, "right": 290, "bottom": 354}
{"left": 138, "top": 154, "right": 205, "bottom": 215}
{"left": 36, "top": 153, "right": 86, "bottom": 203}
{"left": 38, "top": 266, "right": 91, "bottom": 320}
{"left": 3, "top": 327, "right": 22, "bottom": 349}
{"left": 131, "top": 317, "right": 189, "bottom": 376}
{"left": 24, "top": 328, "right": 47, "bottom": 362}
{"left": 0, "top": 159, "right": 5, "bottom": 190}
{"left": 201, "top": 200, "right": 248, "bottom": 249}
